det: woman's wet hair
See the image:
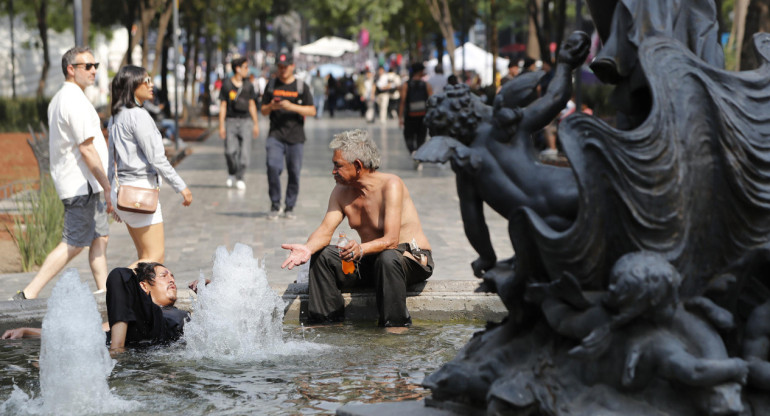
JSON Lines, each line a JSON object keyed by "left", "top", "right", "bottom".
{"left": 135, "top": 262, "right": 165, "bottom": 285}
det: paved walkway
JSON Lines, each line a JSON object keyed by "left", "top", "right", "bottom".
{"left": 0, "top": 114, "right": 512, "bottom": 301}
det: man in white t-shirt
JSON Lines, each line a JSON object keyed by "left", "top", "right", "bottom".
{"left": 426, "top": 65, "right": 447, "bottom": 95}
{"left": 12, "top": 46, "right": 113, "bottom": 300}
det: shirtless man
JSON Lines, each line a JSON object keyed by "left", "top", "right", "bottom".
{"left": 281, "top": 129, "right": 434, "bottom": 329}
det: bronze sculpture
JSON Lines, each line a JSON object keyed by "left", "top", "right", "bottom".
{"left": 417, "top": 0, "right": 770, "bottom": 413}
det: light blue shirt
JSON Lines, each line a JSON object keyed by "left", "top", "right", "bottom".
{"left": 108, "top": 106, "right": 186, "bottom": 193}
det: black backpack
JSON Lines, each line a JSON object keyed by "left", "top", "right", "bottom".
{"left": 406, "top": 80, "right": 428, "bottom": 117}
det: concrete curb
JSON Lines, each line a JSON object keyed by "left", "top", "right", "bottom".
{"left": 0, "top": 280, "right": 507, "bottom": 325}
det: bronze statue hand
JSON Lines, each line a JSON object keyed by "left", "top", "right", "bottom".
{"left": 472, "top": 256, "right": 497, "bottom": 277}
{"left": 558, "top": 31, "right": 591, "bottom": 68}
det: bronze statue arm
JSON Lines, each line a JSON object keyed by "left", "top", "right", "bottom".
{"left": 520, "top": 31, "right": 591, "bottom": 134}
{"left": 743, "top": 301, "right": 770, "bottom": 389}
{"left": 658, "top": 344, "right": 748, "bottom": 387}
{"left": 456, "top": 172, "right": 496, "bottom": 276}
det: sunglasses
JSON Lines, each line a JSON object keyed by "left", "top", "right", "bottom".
{"left": 72, "top": 62, "right": 100, "bottom": 70}
{"left": 142, "top": 76, "right": 153, "bottom": 86}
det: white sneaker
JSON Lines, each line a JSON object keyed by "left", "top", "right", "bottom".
{"left": 236, "top": 180, "right": 246, "bottom": 190}
{"left": 267, "top": 208, "right": 281, "bottom": 220}
{"left": 226, "top": 175, "right": 235, "bottom": 188}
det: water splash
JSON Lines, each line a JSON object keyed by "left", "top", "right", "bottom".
{"left": 184, "top": 244, "right": 328, "bottom": 360}
{"left": 1, "top": 269, "right": 137, "bottom": 415}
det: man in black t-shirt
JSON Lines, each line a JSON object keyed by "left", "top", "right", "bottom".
{"left": 106, "top": 262, "right": 189, "bottom": 351}
{"left": 261, "top": 52, "right": 316, "bottom": 220}
{"left": 219, "top": 56, "right": 260, "bottom": 190}
{"left": 2, "top": 263, "right": 190, "bottom": 350}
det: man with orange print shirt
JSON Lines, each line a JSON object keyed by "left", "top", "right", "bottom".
{"left": 261, "top": 52, "right": 316, "bottom": 220}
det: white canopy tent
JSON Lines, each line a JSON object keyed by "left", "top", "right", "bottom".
{"left": 298, "top": 36, "right": 360, "bottom": 58}
{"left": 427, "top": 42, "right": 510, "bottom": 86}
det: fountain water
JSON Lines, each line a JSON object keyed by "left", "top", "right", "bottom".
{"left": 0, "top": 247, "right": 482, "bottom": 414}
{"left": 184, "top": 243, "right": 328, "bottom": 361}
{"left": 0, "top": 269, "right": 136, "bottom": 415}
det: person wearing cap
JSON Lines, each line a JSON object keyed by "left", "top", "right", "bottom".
{"left": 398, "top": 62, "right": 433, "bottom": 168}
{"left": 219, "top": 56, "right": 260, "bottom": 190}
{"left": 261, "top": 52, "right": 316, "bottom": 220}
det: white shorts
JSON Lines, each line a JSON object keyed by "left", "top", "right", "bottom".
{"left": 111, "top": 178, "right": 164, "bottom": 228}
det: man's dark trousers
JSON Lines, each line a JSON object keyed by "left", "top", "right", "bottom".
{"left": 266, "top": 136, "right": 303, "bottom": 210}
{"left": 307, "top": 245, "right": 433, "bottom": 327}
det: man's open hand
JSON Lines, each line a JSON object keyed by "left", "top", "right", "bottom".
{"left": 281, "top": 243, "right": 312, "bottom": 270}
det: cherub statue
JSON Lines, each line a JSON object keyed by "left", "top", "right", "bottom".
{"left": 534, "top": 252, "right": 747, "bottom": 415}
{"left": 418, "top": 31, "right": 590, "bottom": 281}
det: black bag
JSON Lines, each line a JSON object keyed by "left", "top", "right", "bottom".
{"left": 232, "top": 85, "right": 251, "bottom": 112}
{"left": 406, "top": 80, "right": 428, "bottom": 117}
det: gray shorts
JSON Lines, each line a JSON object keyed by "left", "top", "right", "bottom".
{"left": 61, "top": 191, "right": 109, "bottom": 247}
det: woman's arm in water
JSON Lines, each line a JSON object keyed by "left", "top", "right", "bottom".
{"left": 109, "top": 322, "right": 128, "bottom": 352}
{"left": 1, "top": 327, "right": 42, "bottom": 339}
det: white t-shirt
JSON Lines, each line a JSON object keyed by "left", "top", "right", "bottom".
{"left": 427, "top": 74, "right": 447, "bottom": 94}
{"left": 48, "top": 82, "right": 109, "bottom": 199}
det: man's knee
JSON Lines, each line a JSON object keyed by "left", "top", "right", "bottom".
{"left": 311, "top": 245, "right": 338, "bottom": 268}
{"left": 374, "top": 249, "right": 403, "bottom": 270}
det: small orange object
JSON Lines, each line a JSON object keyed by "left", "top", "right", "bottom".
{"left": 341, "top": 259, "right": 355, "bottom": 275}
{"left": 337, "top": 232, "right": 356, "bottom": 275}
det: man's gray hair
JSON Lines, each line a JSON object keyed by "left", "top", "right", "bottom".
{"left": 329, "top": 129, "right": 381, "bottom": 170}
{"left": 61, "top": 46, "right": 93, "bottom": 77}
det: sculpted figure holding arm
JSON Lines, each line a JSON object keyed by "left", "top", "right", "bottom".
{"left": 282, "top": 129, "right": 433, "bottom": 328}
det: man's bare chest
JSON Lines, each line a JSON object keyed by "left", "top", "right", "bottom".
{"left": 345, "top": 197, "right": 384, "bottom": 229}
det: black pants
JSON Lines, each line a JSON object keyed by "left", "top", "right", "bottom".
{"left": 307, "top": 244, "right": 434, "bottom": 327}
{"left": 403, "top": 116, "right": 428, "bottom": 153}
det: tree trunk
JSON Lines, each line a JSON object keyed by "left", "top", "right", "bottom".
{"left": 490, "top": 0, "right": 498, "bottom": 86}
{"left": 527, "top": 0, "right": 541, "bottom": 60}
{"left": 183, "top": 22, "right": 197, "bottom": 121}
{"left": 434, "top": 33, "right": 445, "bottom": 67}
{"left": 741, "top": 0, "right": 770, "bottom": 71}
{"left": 203, "top": 26, "right": 213, "bottom": 120}
{"left": 730, "top": 0, "right": 750, "bottom": 70}
{"left": 425, "top": 0, "right": 457, "bottom": 74}
{"left": 81, "top": 0, "right": 91, "bottom": 45}
{"left": 182, "top": 21, "right": 194, "bottom": 105}
{"left": 259, "top": 11, "right": 268, "bottom": 56}
{"left": 161, "top": 33, "right": 169, "bottom": 115}
{"left": 34, "top": 0, "right": 49, "bottom": 99}
{"left": 8, "top": 0, "right": 16, "bottom": 99}
{"left": 139, "top": 0, "right": 156, "bottom": 68}
{"left": 151, "top": 0, "right": 174, "bottom": 76}
{"left": 551, "top": 0, "right": 567, "bottom": 65}
{"left": 248, "top": 19, "right": 256, "bottom": 58}
{"left": 540, "top": 0, "right": 551, "bottom": 60}
{"left": 122, "top": 0, "right": 139, "bottom": 65}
